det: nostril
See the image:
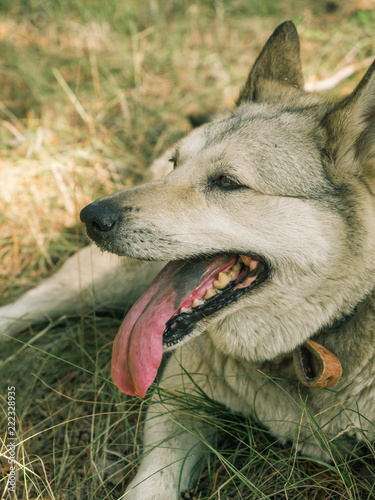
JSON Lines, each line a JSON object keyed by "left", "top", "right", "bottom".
{"left": 92, "top": 220, "right": 115, "bottom": 233}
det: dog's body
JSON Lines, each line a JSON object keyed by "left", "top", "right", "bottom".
{"left": 1, "top": 22, "right": 375, "bottom": 499}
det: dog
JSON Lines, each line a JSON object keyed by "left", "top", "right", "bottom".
{"left": 1, "top": 21, "right": 375, "bottom": 499}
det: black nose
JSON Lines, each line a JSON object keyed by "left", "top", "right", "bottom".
{"left": 80, "top": 201, "right": 117, "bottom": 242}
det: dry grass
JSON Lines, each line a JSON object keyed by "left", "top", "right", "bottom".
{"left": 1, "top": 1, "right": 375, "bottom": 498}
{"left": 1, "top": 0, "right": 374, "bottom": 301}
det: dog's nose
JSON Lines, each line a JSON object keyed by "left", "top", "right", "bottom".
{"left": 80, "top": 201, "right": 117, "bottom": 242}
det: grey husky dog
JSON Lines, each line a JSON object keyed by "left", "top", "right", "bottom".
{"left": 1, "top": 21, "right": 375, "bottom": 499}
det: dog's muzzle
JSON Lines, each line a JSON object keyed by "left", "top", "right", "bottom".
{"left": 80, "top": 200, "right": 118, "bottom": 244}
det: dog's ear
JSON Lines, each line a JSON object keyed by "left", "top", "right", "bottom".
{"left": 236, "top": 21, "right": 303, "bottom": 105}
{"left": 323, "top": 60, "right": 375, "bottom": 187}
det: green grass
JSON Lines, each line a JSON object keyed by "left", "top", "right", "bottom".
{"left": 1, "top": 0, "right": 375, "bottom": 498}
{"left": 2, "top": 322, "right": 375, "bottom": 498}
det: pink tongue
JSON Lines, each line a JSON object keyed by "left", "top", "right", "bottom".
{"left": 112, "top": 255, "right": 235, "bottom": 397}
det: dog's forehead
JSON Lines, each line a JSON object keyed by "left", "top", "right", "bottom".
{"left": 184, "top": 105, "right": 319, "bottom": 149}
{"left": 178, "top": 127, "right": 208, "bottom": 158}
{"left": 213, "top": 108, "right": 318, "bottom": 146}
{"left": 179, "top": 105, "right": 321, "bottom": 164}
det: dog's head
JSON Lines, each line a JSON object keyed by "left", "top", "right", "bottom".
{"left": 80, "top": 21, "right": 375, "bottom": 397}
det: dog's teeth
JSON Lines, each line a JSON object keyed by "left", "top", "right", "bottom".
{"left": 249, "top": 260, "right": 259, "bottom": 271}
{"left": 192, "top": 299, "right": 204, "bottom": 308}
{"left": 239, "top": 254, "right": 259, "bottom": 270}
{"left": 180, "top": 307, "right": 190, "bottom": 314}
{"left": 204, "top": 288, "right": 217, "bottom": 300}
{"left": 232, "top": 261, "right": 241, "bottom": 272}
{"left": 214, "top": 272, "right": 231, "bottom": 289}
{"left": 227, "top": 270, "right": 237, "bottom": 280}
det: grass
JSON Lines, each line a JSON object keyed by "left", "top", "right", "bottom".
{"left": 1, "top": 0, "right": 375, "bottom": 498}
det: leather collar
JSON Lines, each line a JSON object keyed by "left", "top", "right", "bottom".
{"left": 292, "top": 310, "right": 356, "bottom": 389}
{"left": 293, "top": 338, "right": 342, "bottom": 388}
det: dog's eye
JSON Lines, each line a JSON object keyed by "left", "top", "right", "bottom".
{"left": 169, "top": 156, "right": 177, "bottom": 168}
{"left": 219, "top": 176, "right": 239, "bottom": 189}
{"left": 214, "top": 175, "right": 241, "bottom": 190}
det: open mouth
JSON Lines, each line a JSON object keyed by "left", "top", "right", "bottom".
{"left": 163, "top": 254, "right": 267, "bottom": 347}
{"left": 111, "top": 253, "right": 268, "bottom": 398}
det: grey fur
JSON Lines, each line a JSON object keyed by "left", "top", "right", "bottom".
{"left": 1, "top": 21, "right": 374, "bottom": 500}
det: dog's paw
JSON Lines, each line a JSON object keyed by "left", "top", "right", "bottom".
{"left": 124, "top": 471, "right": 179, "bottom": 500}
{"left": 124, "top": 485, "right": 178, "bottom": 500}
{"left": 0, "top": 304, "right": 25, "bottom": 340}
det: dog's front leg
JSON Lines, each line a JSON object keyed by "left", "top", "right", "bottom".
{"left": 0, "top": 244, "right": 163, "bottom": 339}
{"left": 125, "top": 405, "right": 206, "bottom": 500}
{"left": 124, "top": 351, "right": 212, "bottom": 500}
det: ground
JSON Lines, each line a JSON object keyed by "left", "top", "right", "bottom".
{"left": 0, "top": 1, "right": 375, "bottom": 498}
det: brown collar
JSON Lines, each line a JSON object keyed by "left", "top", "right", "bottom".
{"left": 292, "top": 309, "right": 357, "bottom": 388}
{"left": 293, "top": 338, "right": 342, "bottom": 388}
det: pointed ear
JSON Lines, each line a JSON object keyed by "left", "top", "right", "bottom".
{"left": 322, "top": 60, "right": 375, "bottom": 188}
{"left": 236, "top": 21, "right": 303, "bottom": 105}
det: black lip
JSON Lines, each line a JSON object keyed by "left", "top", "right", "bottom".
{"left": 162, "top": 261, "right": 268, "bottom": 347}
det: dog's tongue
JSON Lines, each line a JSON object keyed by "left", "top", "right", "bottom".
{"left": 112, "top": 255, "right": 235, "bottom": 397}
